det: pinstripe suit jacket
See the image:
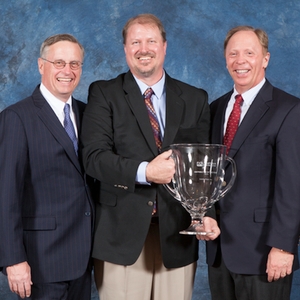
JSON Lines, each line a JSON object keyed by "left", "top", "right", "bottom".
{"left": 0, "top": 86, "right": 94, "bottom": 283}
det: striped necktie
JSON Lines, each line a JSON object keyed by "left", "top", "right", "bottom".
{"left": 144, "top": 87, "right": 162, "bottom": 152}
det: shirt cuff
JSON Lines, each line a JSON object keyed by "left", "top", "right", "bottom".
{"left": 135, "top": 161, "right": 150, "bottom": 185}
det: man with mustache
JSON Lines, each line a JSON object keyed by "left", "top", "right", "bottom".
{"left": 81, "top": 13, "right": 219, "bottom": 300}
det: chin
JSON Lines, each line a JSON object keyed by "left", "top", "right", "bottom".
{"left": 138, "top": 68, "right": 155, "bottom": 77}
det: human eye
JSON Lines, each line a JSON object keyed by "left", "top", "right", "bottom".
{"left": 54, "top": 60, "right": 65, "bottom": 68}
{"left": 70, "top": 61, "right": 81, "bottom": 69}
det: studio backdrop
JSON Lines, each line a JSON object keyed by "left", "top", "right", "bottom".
{"left": 1, "top": 1, "right": 300, "bottom": 299}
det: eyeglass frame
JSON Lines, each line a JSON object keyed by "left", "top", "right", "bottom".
{"left": 41, "top": 58, "right": 83, "bottom": 70}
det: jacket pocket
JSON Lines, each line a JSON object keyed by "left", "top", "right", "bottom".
{"left": 23, "top": 217, "right": 56, "bottom": 230}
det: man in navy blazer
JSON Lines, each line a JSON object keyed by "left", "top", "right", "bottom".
{"left": 206, "top": 26, "right": 300, "bottom": 299}
{"left": 0, "top": 34, "right": 94, "bottom": 299}
{"left": 81, "top": 14, "right": 219, "bottom": 300}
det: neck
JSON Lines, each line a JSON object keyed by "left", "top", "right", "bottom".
{"left": 133, "top": 70, "right": 164, "bottom": 87}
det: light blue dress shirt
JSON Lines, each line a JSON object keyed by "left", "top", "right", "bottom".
{"left": 134, "top": 72, "right": 166, "bottom": 184}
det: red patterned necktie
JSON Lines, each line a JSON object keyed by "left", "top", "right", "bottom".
{"left": 144, "top": 87, "right": 162, "bottom": 216}
{"left": 144, "top": 87, "right": 162, "bottom": 152}
{"left": 223, "top": 94, "right": 243, "bottom": 155}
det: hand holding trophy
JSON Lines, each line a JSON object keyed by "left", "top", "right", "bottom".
{"left": 164, "top": 144, "right": 236, "bottom": 235}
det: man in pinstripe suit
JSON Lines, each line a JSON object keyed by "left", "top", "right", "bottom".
{"left": 0, "top": 34, "right": 94, "bottom": 299}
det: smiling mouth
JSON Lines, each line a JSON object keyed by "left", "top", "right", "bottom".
{"left": 57, "top": 78, "right": 73, "bottom": 82}
{"left": 138, "top": 56, "right": 153, "bottom": 63}
{"left": 235, "top": 69, "right": 249, "bottom": 74}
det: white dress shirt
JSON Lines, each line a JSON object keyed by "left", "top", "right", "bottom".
{"left": 223, "top": 78, "right": 266, "bottom": 136}
{"left": 40, "top": 83, "right": 78, "bottom": 137}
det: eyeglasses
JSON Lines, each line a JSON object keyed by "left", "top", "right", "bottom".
{"left": 41, "top": 58, "right": 83, "bottom": 70}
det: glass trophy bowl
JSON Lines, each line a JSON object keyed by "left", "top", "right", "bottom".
{"left": 164, "top": 144, "right": 236, "bottom": 235}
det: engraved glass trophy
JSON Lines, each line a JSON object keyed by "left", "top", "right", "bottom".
{"left": 164, "top": 144, "right": 236, "bottom": 235}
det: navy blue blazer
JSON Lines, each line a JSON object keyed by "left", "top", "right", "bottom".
{"left": 207, "top": 80, "right": 300, "bottom": 274}
{"left": 0, "top": 86, "right": 94, "bottom": 283}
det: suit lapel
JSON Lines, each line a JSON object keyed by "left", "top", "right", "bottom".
{"left": 123, "top": 72, "right": 185, "bottom": 154}
{"left": 162, "top": 75, "right": 184, "bottom": 148}
{"left": 228, "top": 81, "right": 272, "bottom": 158}
{"left": 211, "top": 92, "right": 231, "bottom": 144}
{"left": 32, "top": 87, "right": 82, "bottom": 173}
{"left": 123, "top": 72, "right": 160, "bottom": 155}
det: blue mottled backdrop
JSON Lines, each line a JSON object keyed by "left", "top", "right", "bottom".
{"left": 1, "top": 0, "right": 300, "bottom": 299}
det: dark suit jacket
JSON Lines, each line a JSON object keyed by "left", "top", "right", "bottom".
{"left": 0, "top": 86, "right": 94, "bottom": 283}
{"left": 81, "top": 71, "right": 210, "bottom": 268}
{"left": 206, "top": 80, "right": 300, "bottom": 274}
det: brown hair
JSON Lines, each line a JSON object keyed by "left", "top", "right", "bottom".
{"left": 122, "top": 14, "right": 167, "bottom": 44}
{"left": 40, "top": 33, "right": 84, "bottom": 58}
{"left": 224, "top": 25, "right": 268, "bottom": 54}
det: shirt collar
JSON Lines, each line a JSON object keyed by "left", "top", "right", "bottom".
{"left": 133, "top": 71, "right": 166, "bottom": 98}
{"left": 40, "top": 83, "right": 73, "bottom": 111}
{"left": 233, "top": 78, "right": 266, "bottom": 106}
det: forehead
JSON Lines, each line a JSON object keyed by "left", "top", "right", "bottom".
{"left": 126, "top": 23, "right": 162, "bottom": 39}
{"left": 46, "top": 41, "right": 83, "bottom": 58}
{"left": 227, "top": 30, "right": 262, "bottom": 50}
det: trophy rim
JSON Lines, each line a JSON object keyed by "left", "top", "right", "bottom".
{"left": 170, "top": 143, "right": 226, "bottom": 148}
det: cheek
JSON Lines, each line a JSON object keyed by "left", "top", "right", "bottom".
{"left": 225, "top": 60, "right": 233, "bottom": 69}
{"left": 226, "top": 64, "right": 235, "bottom": 73}
{"left": 77, "top": 69, "right": 82, "bottom": 77}
{"left": 125, "top": 50, "right": 134, "bottom": 61}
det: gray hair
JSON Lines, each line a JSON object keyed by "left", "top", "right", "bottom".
{"left": 40, "top": 33, "right": 84, "bottom": 58}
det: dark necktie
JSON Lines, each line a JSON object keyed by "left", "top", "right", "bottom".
{"left": 144, "top": 88, "right": 162, "bottom": 152}
{"left": 64, "top": 103, "right": 78, "bottom": 155}
{"left": 223, "top": 94, "right": 243, "bottom": 155}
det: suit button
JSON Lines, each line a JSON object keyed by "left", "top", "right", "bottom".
{"left": 85, "top": 212, "right": 91, "bottom": 216}
{"left": 147, "top": 201, "right": 154, "bottom": 207}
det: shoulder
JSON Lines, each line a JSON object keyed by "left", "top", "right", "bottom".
{"left": 73, "top": 98, "right": 86, "bottom": 110}
{"left": 0, "top": 97, "right": 34, "bottom": 133}
{"left": 272, "top": 86, "right": 300, "bottom": 104}
{"left": 1, "top": 95, "right": 34, "bottom": 117}
{"left": 89, "top": 73, "right": 128, "bottom": 91}
{"left": 210, "top": 91, "right": 232, "bottom": 109}
{"left": 261, "top": 81, "right": 300, "bottom": 111}
{"left": 165, "top": 73, "right": 208, "bottom": 104}
{"left": 167, "top": 76, "right": 198, "bottom": 90}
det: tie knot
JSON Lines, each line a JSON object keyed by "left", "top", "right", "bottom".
{"left": 144, "top": 87, "right": 154, "bottom": 99}
{"left": 235, "top": 94, "right": 243, "bottom": 106}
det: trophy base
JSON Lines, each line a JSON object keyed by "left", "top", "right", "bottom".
{"left": 179, "top": 223, "right": 214, "bottom": 235}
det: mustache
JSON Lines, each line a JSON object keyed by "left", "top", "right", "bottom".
{"left": 135, "top": 51, "right": 155, "bottom": 58}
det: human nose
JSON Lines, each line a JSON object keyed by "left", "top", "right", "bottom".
{"left": 235, "top": 53, "right": 246, "bottom": 64}
{"left": 62, "top": 63, "right": 72, "bottom": 73}
{"left": 139, "top": 41, "right": 149, "bottom": 53}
